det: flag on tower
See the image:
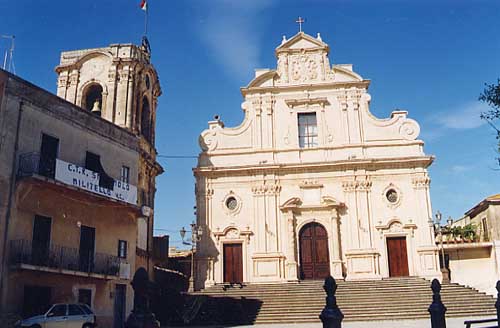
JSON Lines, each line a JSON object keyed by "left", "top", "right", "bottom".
{"left": 140, "top": 0, "right": 147, "bottom": 11}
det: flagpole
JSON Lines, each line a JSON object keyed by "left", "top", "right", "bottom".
{"left": 144, "top": 2, "right": 148, "bottom": 36}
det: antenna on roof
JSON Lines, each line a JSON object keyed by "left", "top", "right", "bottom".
{"left": 1, "top": 35, "right": 15, "bottom": 74}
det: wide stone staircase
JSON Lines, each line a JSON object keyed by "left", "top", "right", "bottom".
{"left": 192, "top": 277, "right": 497, "bottom": 324}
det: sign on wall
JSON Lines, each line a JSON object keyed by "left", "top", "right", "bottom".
{"left": 55, "top": 159, "right": 137, "bottom": 205}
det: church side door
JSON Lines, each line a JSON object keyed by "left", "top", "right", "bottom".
{"left": 223, "top": 243, "right": 243, "bottom": 283}
{"left": 299, "top": 223, "right": 330, "bottom": 280}
{"left": 387, "top": 237, "right": 409, "bottom": 277}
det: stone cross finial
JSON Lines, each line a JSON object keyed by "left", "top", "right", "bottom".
{"left": 296, "top": 16, "right": 305, "bottom": 32}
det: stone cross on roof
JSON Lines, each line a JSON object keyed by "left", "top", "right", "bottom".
{"left": 296, "top": 16, "right": 305, "bottom": 32}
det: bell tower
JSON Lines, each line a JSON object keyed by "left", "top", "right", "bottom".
{"left": 55, "top": 42, "right": 163, "bottom": 273}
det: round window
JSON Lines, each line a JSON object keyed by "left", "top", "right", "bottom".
{"left": 386, "top": 189, "right": 398, "bottom": 203}
{"left": 226, "top": 197, "right": 238, "bottom": 211}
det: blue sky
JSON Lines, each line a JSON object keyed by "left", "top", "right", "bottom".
{"left": 1, "top": 0, "right": 499, "bottom": 248}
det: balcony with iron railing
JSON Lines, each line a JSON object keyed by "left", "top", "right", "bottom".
{"left": 18, "top": 152, "right": 55, "bottom": 179}
{"left": 9, "top": 239, "right": 126, "bottom": 279}
{"left": 16, "top": 152, "right": 138, "bottom": 206}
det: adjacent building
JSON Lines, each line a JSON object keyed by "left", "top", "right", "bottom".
{"left": 194, "top": 32, "right": 441, "bottom": 288}
{"left": 446, "top": 194, "right": 500, "bottom": 295}
{"left": 0, "top": 42, "right": 162, "bottom": 326}
{"left": 54, "top": 43, "right": 163, "bottom": 274}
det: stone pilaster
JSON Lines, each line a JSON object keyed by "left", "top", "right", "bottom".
{"left": 330, "top": 208, "right": 343, "bottom": 279}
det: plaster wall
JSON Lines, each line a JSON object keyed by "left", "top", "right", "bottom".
{"left": 448, "top": 247, "right": 497, "bottom": 296}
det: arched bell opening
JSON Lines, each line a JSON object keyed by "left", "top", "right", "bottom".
{"left": 141, "top": 97, "right": 152, "bottom": 143}
{"left": 82, "top": 84, "right": 103, "bottom": 116}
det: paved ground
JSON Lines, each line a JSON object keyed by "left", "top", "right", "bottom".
{"left": 169, "top": 316, "right": 496, "bottom": 328}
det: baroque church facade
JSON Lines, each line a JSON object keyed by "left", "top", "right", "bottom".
{"left": 194, "top": 32, "right": 440, "bottom": 287}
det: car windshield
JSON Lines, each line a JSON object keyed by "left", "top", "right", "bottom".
{"left": 46, "top": 304, "right": 66, "bottom": 317}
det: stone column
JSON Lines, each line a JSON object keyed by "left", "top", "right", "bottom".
{"left": 66, "top": 69, "right": 80, "bottom": 105}
{"left": 56, "top": 71, "right": 69, "bottom": 99}
{"left": 330, "top": 208, "right": 343, "bottom": 279}
{"left": 116, "top": 68, "right": 130, "bottom": 126}
{"left": 253, "top": 98, "right": 263, "bottom": 149}
{"left": 284, "top": 210, "right": 298, "bottom": 281}
{"left": 126, "top": 70, "right": 135, "bottom": 129}
{"left": 252, "top": 185, "right": 267, "bottom": 252}
{"left": 106, "top": 65, "right": 118, "bottom": 123}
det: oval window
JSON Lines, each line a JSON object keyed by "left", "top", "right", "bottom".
{"left": 226, "top": 197, "right": 238, "bottom": 211}
{"left": 386, "top": 189, "right": 398, "bottom": 203}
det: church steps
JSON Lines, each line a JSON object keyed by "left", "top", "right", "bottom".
{"left": 192, "top": 278, "right": 496, "bottom": 324}
{"left": 248, "top": 298, "right": 494, "bottom": 307}
{"left": 195, "top": 288, "right": 488, "bottom": 297}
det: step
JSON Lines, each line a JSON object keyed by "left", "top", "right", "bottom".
{"left": 190, "top": 278, "right": 496, "bottom": 325}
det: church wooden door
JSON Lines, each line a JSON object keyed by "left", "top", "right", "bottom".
{"left": 299, "top": 223, "right": 330, "bottom": 280}
{"left": 223, "top": 243, "right": 243, "bottom": 283}
{"left": 387, "top": 237, "right": 409, "bottom": 277}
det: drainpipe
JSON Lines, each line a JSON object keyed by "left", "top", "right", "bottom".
{"left": 0, "top": 99, "right": 24, "bottom": 311}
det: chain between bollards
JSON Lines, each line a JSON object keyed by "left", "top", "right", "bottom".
{"left": 319, "top": 276, "right": 344, "bottom": 328}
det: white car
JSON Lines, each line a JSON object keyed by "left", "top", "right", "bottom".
{"left": 15, "top": 303, "right": 97, "bottom": 328}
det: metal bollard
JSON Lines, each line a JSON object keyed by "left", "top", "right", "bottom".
{"left": 319, "top": 276, "right": 344, "bottom": 328}
{"left": 428, "top": 279, "right": 447, "bottom": 328}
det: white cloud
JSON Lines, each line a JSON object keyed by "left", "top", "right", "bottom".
{"left": 192, "top": 0, "right": 276, "bottom": 81}
{"left": 450, "top": 165, "right": 470, "bottom": 174}
{"left": 435, "top": 101, "right": 489, "bottom": 130}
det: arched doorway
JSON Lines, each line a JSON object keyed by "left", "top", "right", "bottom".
{"left": 299, "top": 222, "right": 330, "bottom": 280}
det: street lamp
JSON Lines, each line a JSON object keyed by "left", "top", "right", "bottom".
{"left": 180, "top": 220, "right": 203, "bottom": 293}
{"left": 433, "top": 210, "right": 452, "bottom": 283}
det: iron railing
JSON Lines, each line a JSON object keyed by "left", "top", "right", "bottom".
{"left": 17, "top": 152, "right": 55, "bottom": 179}
{"left": 9, "top": 239, "right": 121, "bottom": 277}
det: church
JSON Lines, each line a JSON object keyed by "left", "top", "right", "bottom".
{"left": 194, "top": 31, "right": 441, "bottom": 288}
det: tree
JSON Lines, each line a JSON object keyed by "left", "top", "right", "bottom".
{"left": 479, "top": 79, "right": 500, "bottom": 166}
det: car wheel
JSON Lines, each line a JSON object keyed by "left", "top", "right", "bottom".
{"left": 82, "top": 324, "right": 93, "bottom": 328}
{"left": 29, "top": 325, "right": 41, "bottom": 328}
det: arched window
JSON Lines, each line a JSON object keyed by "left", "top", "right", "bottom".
{"left": 141, "top": 97, "right": 151, "bottom": 142}
{"left": 83, "top": 84, "right": 103, "bottom": 115}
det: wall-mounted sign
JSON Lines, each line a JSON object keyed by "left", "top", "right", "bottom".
{"left": 55, "top": 159, "right": 137, "bottom": 205}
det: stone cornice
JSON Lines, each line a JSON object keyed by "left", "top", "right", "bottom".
{"left": 240, "top": 80, "right": 370, "bottom": 97}
{"left": 285, "top": 97, "right": 329, "bottom": 109}
{"left": 194, "top": 156, "right": 434, "bottom": 177}
{"left": 199, "top": 139, "right": 425, "bottom": 157}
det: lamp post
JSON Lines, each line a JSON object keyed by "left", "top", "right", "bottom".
{"left": 433, "top": 211, "right": 453, "bottom": 283}
{"left": 180, "top": 220, "right": 203, "bottom": 293}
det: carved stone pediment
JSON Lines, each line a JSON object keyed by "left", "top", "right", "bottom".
{"left": 213, "top": 225, "right": 253, "bottom": 245}
{"left": 274, "top": 32, "right": 334, "bottom": 85}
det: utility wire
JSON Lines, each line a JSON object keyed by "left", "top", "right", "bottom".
{"left": 157, "top": 155, "right": 197, "bottom": 159}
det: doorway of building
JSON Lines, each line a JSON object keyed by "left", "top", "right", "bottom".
{"left": 386, "top": 236, "right": 409, "bottom": 277}
{"left": 113, "top": 284, "right": 126, "bottom": 328}
{"left": 23, "top": 285, "right": 52, "bottom": 318}
{"left": 32, "top": 215, "right": 51, "bottom": 266}
{"left": 39, "top": 133, "right": 59, "bottom": 178}
{"left": 79, "top": 226, "right": 95, "bottom": 272}
{"left": 299, "top": 222, "right": 330, "bottom": 280}
{"left": 223, "top": 243, "right": 243, "bottom": 283}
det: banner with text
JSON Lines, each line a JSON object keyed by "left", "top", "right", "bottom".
{"left": 55, "top": 159, "right": 137, "bottom": 205}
